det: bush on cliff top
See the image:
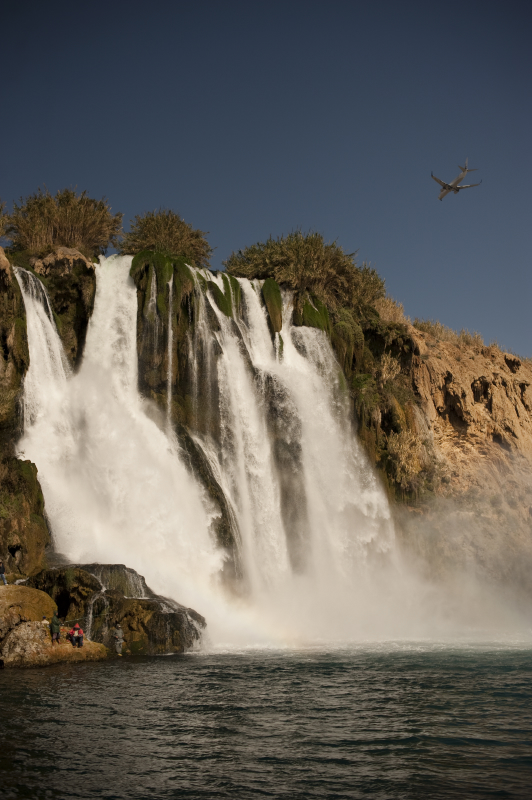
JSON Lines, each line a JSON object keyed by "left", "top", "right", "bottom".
{"left": 120, "top": 209, "right": 212, "bottom": 268}
{"left": 5, "top": 188, "right": 123, "bottom": 257}
{"left": 224, "top": 230, "right": 385, "bottom": 313}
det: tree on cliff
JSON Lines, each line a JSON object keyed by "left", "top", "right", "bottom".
{"left": 119, "top": 209, "right": 212, "bottom": 268}
{"left": 224, "top": 230, "right": 384, "bottom": 313}
{"left": 5, "top": 188, "right": 123, "bottom": 258}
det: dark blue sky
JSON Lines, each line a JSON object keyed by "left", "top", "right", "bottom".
{"left": 3, "top": 1, "right": 531, "bottom": 354}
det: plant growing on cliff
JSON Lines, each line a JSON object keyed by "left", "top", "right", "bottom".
{"left": 5, "top": 188, "right": 123, "bottom": 257}
{"left": 413, "top": 318, "right": 484, "bottom": 351}
{"left": 224, "top": 231, "right": 385, "bottom": 313}
{"left": 0, "top": 200, "right": 7, "bottom": 242}
{"left": 120, "top": 209, "right": 212, "bottom": 268}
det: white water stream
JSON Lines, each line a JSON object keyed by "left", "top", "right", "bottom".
{"left": 15, "top": 257, "right": 529, "bottom": 646}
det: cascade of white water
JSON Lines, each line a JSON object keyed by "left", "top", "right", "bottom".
{"left": 195, "top": 274, "right": 400, "bottom": 640}
{"left": 146, "top": 263, "right": 159, "bottom": 354}
{"left": 16, "top": 257, "right": 223, "bottom": 617}
{"left": 14, "top": 269, "right": 71, "bottom": 428}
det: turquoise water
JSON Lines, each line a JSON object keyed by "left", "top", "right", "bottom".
{"left": 1, "top": 645, "right": 531, "bottom": 799}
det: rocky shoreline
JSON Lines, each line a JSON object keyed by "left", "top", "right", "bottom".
{"left": 0, "top": 563, "right": 205, "bottom": 669}
{"left": 0, "top": 585, "right": 109, "bottom": 668}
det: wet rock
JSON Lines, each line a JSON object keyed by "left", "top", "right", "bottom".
{"left": 31, "top": 247, "right": 96, "bottom": 369}
{"left": 27, "top": 564, "right": 206, "bottom": 656}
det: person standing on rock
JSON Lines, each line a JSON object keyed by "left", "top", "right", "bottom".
{"left": 50, "top": 612, "right": 61, "bottom": 644}
{"left": 0, "top": 560, "right": 7, "bottom": 585}
{"left": 114, "top": 624, "right": 124, "bottom": 656}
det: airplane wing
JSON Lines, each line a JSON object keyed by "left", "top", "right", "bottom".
{"left": 431, "top": 172, "right": 451, "bottom": 189}
{"left": 457, "top": 180, "right": 482, "bottom": 190}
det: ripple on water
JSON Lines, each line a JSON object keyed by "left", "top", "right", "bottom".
{"left": 0, "top": 646, "right": 531, "bottom": 799}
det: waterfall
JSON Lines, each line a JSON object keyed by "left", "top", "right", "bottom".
{"left": 17, "top": 256, "right": 521, "bottom": 645}
{"left": 16, "top": 257, "right": 223, "bottom": 620}
{"left": 166, "top": 275, "right": 174, "bottom": 425}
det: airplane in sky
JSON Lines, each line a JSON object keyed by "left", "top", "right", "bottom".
{"left": 431, "top": 158, "right": 482, "bottom": 201}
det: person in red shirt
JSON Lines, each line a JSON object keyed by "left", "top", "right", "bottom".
{"left": 70, "top": 623, "right": 84, "bottom": 648}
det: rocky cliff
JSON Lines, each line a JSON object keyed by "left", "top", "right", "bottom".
{"left": 392, "top": 326, "right": 532, "bottom": 590}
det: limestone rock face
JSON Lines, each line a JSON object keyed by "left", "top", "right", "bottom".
{"left": 407, "top": 330, "right": 532, "bottom": 490}
{"left": 396, "top": 328, "right": 532, "bottom": 590}
{"left": 0, "top": 458, "right": 50, "bottom": 579}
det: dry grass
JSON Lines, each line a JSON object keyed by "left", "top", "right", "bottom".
{"left": 374, "top": 296, "right": 408, "bottom": 324}
{"left": 387, "top": 430, "right": 424, "bottom": 493}
{"left": 119, "top": 209, "right": 212, "bottom": 267}
{"left": 413, "top": 318, "right": 484, "bottom": 351}
{"left": 6, "top": 188, "right": 122, "bottom": 257}
{"left": 224, "top": 231, "right": 385, "bottom": 312}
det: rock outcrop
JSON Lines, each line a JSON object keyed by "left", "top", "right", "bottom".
{"left": 29, "top": 246, "right": 96, "bottom": 369}
{"left": 0, "top": 585, "right": 108, "bottom": 668}
{"left": 393, "top": 327, "right": 532, "bottom": 591}
{"left": 0, "top": 458, "right": 50, "bottom": 580}
{"left": 27, "top": 564, "right": 206, "bottom": 655}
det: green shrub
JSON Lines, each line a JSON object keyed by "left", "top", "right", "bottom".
{"left": 120, "top": 209, "right": 211, "bottom": 267}
{"left": 224, "top": 230, "right": 384, "bottom": 313}
{"left": 5, "top": 188, "right": 122, "bottom": 257}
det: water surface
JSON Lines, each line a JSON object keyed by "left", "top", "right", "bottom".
{"left": 1, "top": 645, "right": 531, "bottom": 799}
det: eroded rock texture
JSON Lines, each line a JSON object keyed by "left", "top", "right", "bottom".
{"left": 396, "top": 328, "right": 532, "bottom": 589}
{"left": 27, "top": 564, "right": 206, "bottom": 656}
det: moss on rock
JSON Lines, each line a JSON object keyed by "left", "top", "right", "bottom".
{"left": 261, "top": 277, "right": 283, "bottom": 334}
{"left": 0, "top": 458, "right": 50, "bottom": 578}
{"left": 207, "top": 280, "right": 232, "bottom": 317}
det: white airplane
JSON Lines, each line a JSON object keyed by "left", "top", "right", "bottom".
{"left": 431, "top": 158, "right": 482, "bottom": 200}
